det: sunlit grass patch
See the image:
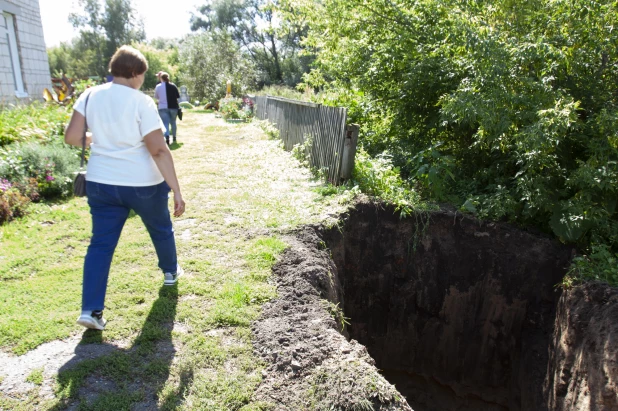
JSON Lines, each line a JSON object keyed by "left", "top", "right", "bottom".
{"left": 25, "top": 368, "right": 44, "bottom": 386}
{"left": 246, "top": 237, "right": 287, "bottom": 269}
{"left": 0, "top": 111, "right": 351, "bottom": 409}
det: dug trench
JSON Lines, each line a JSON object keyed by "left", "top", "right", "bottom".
{"left": 252, "top": 200, "right": 618, "bottom": 410}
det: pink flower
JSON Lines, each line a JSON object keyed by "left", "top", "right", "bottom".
{"left": 46, "top": 175, "right": 55, "bottom": 182}
{"left": 0, "top": 179, "right": 11, "bottom": 192}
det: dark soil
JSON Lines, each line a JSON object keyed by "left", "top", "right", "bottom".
{"left": 252, "top": 227, "right": 411, "bottom": 410}
{"left": 253, "top": 199, "right": 618, "bottom": 410}
{"left": 319, "top": 201, "right": 573, "bottom": 411}
{"left": 545, "top": 282, "right": 618, "bottom": 411}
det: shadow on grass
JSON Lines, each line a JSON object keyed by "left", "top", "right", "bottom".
{"left": 169, "top": 142, "right": 184, "bottom": 151}
{"left": 52, "top": 285, "right": 192, "bottom": 410}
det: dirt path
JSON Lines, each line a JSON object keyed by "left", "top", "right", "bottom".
{"left": 0, "top": 112, "right": 348, "bottom": 410}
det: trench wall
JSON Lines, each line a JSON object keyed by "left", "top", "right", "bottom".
{"left": 545, "top": 283, "right": 618, "bottom": 410}
{"left": 321, "top": 203, "right": 574, "bottom": 410}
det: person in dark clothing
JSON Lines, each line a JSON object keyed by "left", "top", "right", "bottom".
{"left": 154, "top": 72, "right": 181, "bottom": 145}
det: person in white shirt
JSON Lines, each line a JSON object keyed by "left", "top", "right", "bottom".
{"left": 64, "top": 45, "right": 186, "bottom": 331}
{"left": 154, "top": 72, "right": 181, "bottom": 145}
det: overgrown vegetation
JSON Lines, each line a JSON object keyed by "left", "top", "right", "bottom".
{"left": 288, "top": 0, "right": 618, "bottom": 286}
{"left": 179, "top": 32, "right": 257, "bottom": 105}
{"left": 0, "top": 103, "right": 69, "bottom": 147}
{"left": 350, "top": 148, "right": 423, "bottom": 218}
{"left": 219, "top": 97, "right": 254, "bottom": 121}
{"left": 0, "top": 102, "right": 78, "bottom": 224}
{"left": 257, "top": 120, "right": 280, "bottom": 140}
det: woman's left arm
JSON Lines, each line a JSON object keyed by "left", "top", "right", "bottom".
{"left": 65, "top": 111, "right": 91, "bottom": 148}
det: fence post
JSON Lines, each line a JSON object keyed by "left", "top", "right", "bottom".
{"left": 340, "top": 124, "right": 359, "bottom": 180}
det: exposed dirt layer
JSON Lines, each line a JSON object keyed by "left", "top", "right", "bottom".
{"left": 545, "top": 282, "right": 618, "bottom": 411}
{"left": 317, "top": 201, "right": 576, "bottom": 410}
{"left": 252, "top": 227, "right": 412, "bottom": 410}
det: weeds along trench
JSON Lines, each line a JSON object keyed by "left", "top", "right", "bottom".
{"left": 253, "top": 199, "right": 618, "bottom": 410}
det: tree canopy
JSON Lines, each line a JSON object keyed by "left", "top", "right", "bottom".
{"left": 50, "top": 0, "right": 146, "bottom": 78}
{"left": 190, "top": 0, "right": 312, "bottom": 86}
{"left": 178, "top": 32, "right": 257, "bottom": 103}
{"left": 292, "top": 0, "right": 618, "bottom": 281}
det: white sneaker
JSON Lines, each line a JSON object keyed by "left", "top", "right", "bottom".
{"left": 164, "top": 264, "right": 183, "bottom": 286}
{"left": 77, "top": 310, "right": 106, "bottom": 330}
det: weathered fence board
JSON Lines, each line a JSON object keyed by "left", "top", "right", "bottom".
{"left": 250, "top": 95, "right": 354, "bottom": 185}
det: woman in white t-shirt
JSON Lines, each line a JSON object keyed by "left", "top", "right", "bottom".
{"left": 64, "top": 45, "right": 185, "bottom": 331}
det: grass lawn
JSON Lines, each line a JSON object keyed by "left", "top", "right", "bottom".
{"left": 0, "top": 112, "right": 350, "bottom": 410}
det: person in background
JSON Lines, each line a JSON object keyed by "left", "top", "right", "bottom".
{"left": 154, "top": 72, "right": 181, "bottom": 145}
{"left": 64, "top": 45, "right": 185, "bottom": 331}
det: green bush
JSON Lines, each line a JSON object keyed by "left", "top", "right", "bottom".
{"left": 0, "top": 103, "right": 70, "bottom": 147}
{"left": 0, "top": 143, "right": 79, "bottom": 200}
{"left": 257, "top": 120, "right": 279, "bottom": 140}
{"left": 298, "top": 0, "right": 618, "bottom": 285}
{"left": 0, "top": 183, "right": 30, "bottom": 224}
{"left": 179, "top": 101, "right": 195, "bottom": 109}
{"left": 254, "top": 85, "right": 308, "bottom": 101}
{"left": 219, "top": 97, "right": 246, "bottom": 120}
{"left": 351, "top": 148, "right": 422, "bottom": 218}
{"left": 566, "top": 243, "right": 618, "bottom": 286}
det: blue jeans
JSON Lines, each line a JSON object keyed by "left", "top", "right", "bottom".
{"left": 158, "top": 108, "right": 178, "bottom": 138}
{"left": 82, "top": 181, "right": 178, "bottom": 312}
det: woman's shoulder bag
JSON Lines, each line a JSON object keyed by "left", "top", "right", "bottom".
{"left": 73, "top": 92, "right": 91, "bottom": 197}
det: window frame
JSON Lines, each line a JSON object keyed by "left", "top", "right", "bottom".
{"left": 1, "top": 10, "right": 27, "bottom": 98}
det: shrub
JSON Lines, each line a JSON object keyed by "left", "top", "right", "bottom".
{"left": 254, "top": 85, "right": 307, "bottom": 101}
{"left": 0, "top": 184, "right": 30, "bottom": 224}
{"left": 298, "top": 0, "right": 618, "bottom": 285}
{"left": 219, "top": 97, "right": 244, "bottom": 120}
{"left": 0, "top": 102, "right": 70, "bottom": 147}
{"left": 179, "top": 101, "right": 195, "bottom": 109}
{"left": 0, "top": 143, "right": 79, "bottom": 200}
{"left": 351, "top": 148, "right": 422, "bottom": 218}
{"left": 565, "top": 243, "right": 618, "bottom": 287}
{"left": 257, "top": 120, "right": 279, "bottom": 140}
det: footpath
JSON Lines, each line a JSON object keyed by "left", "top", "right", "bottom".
{"left": 0, "top": 112, "right": 347, "bottom": 410}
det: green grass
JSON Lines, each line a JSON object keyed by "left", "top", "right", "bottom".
{"left": 0, "top": 102, "right": 70, "bottom": 147}
{"left": 186, "top": 108, "right": 215, "bottom": 114}
{"left": 0, "top": 112, "right": 352, "bottom": 409}
{"left": 25, "top": 368, "right": 44, "bottom": 386}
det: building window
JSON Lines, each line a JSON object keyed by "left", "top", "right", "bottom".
{"left": 1, "top": 12, "right": 27, "bottom": 97}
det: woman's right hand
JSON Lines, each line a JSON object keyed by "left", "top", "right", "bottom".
{"left": 144, "top": 129, "right": 184, "bottom": 216}
{"left": 173, "top": 191, "right": 185, "bottom": 217}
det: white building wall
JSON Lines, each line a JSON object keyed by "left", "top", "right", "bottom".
{"left": 0, "top": 0, "right": 50, "bottom": 103}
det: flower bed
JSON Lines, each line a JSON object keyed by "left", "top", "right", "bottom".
{"left": 0, "top": 103, "right": 80, "bottom": 224}
{"left": 219, "top": 97, "right": 254, "bottom": 122}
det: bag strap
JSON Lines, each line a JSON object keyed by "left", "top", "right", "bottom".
{"left": 80, "top": 91, "right": 92, "bottom": 169}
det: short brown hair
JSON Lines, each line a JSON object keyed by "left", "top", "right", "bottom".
{"left": 161, "top": 72, "right": 169, "bottom": 82}
{"left": 109, "top": 46, "right": 148, "bottom": 78}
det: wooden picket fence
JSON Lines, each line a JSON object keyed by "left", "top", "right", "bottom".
{"left": 251, "top": 95, "right": 358, "bottom": 185}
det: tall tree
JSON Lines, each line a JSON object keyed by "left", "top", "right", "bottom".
{"left": 69, "top": 0, "right": 145, "bottom": 77}
{"left": 190, "top": 0, "right": 310, "bottom": 86}
{"left": 178, "top": 32, "right": 257, "bottom": 102}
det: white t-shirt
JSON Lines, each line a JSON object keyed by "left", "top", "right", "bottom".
{"left": 73, "top": 83, "right": 166, "bottom": 186}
